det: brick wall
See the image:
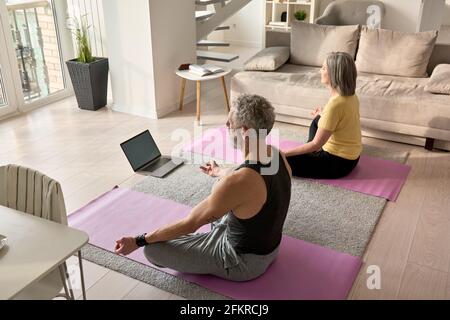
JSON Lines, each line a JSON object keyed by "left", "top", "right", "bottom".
{"left": 35, "top": 5, "right": 64, "bottom": 93}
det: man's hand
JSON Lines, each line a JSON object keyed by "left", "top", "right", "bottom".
{"left": 115, "top": 237, "right": 139, "bottom": 256}
{"left": 200, "top": 160, "right": 221, "bottom": 177}
{"left": 311, "top": 106, "right": 322, "bottom": 118}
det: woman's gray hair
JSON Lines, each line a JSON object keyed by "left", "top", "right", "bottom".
{"left": 326, "top": 52, "right": 357, "bottom": 96}
{"left": 233, "top": 94, "right": 275, "bottom": 135}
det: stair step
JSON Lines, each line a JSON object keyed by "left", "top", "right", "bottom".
{"left": 215, "top": 25, "right": 230, "bottom": 31}
{"left": 195, "top": 10, "right": 214, "bottom": 21}
{"left": 197, "top": 50, "right": 239, "bottom": 62}
{"left": 196, "top": 0, "right": 225, "bottom": 5}
{"left": 197, "top": 40, "right": 230, "bottom": 47}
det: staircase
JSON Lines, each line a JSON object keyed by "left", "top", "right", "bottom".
{"left": 195, "top": 0, "right": 252, "bottom": 63}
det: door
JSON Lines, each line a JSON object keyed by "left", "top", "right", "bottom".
{"left": 0, "top": 19, "right": 18, "bottom": 118}
{"left": 0, "top": 0, "right": 74, "bottom": 117}
{"left": 0, "top": 66, "right": 14, "bottom": 117}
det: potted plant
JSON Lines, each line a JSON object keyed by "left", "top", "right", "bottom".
{"left": 294, "top": 9, "right": 308, "bottom": 21}
{"left": 66, "top": 15, "right": 108, "bottom": 111}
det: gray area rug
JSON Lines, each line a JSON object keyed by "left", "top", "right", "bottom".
{"left": 82, "top": 244, "right": 228, "bottom": 299}
{"left": 81, "top": 132, "right": 409, "bottom": 299}
{"left": 132, "top": 165, "right": 385, "bottom": 257}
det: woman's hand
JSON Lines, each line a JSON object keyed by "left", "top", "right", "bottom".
{"left": 311, "top": 106, "right": 322, "bottom": 118}
{"left": 200, "top": 160, "right": 221, "bottom": 177}
{"left": 115, "top": 237, "right": 139, "bottom": 256}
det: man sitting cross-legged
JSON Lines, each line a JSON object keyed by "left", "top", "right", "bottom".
{"left": 115, "top": 94, "right": 292, "bottom": 281}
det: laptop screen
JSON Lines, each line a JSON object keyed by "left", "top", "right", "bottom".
{"left": 120, "top": 130, "right": 161, "bottom": 171}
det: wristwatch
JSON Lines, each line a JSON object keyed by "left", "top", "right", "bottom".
{"left": 135, "top": 233, "right": 149, "bottom": 247}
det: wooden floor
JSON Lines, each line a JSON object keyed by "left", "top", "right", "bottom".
{"left": 1, "top": 76, "right": 449, "bottom": 300}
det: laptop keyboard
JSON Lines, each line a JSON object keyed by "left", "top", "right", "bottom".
{"left": 142, "top": 157, "right": 171, "bottom": 171}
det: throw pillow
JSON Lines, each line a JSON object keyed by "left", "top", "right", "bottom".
{"left": 425, "top": 64, "right": 450, "bottom": 95}
{"left": 356, "top": 26, "right": 438, "bottom": 77}
{"left": 244, "top": 47, "right": 290, "bottom": 71}
{"left": 290, "top": 21, "right": 360, "bottom": 67}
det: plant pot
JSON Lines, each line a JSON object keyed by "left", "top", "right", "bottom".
{"left": 66, "top": 57, "right": 109, "bottom": 111}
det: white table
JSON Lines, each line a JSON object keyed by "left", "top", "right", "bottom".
{"left": 0, "top": 205, "right": 89, "bottom": 300}
{"left": 176, "top": 68, "right": 232, "bottom": 124}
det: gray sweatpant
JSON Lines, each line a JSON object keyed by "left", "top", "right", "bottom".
{"left": 143, "top": 216, "right": 279, "bottom": 282}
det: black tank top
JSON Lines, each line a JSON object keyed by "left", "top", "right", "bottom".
{"left": 226, "top": 150, "right": 291, "bottom": 255}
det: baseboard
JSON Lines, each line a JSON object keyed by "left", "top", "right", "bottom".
{"left": 361, "top": 128, "right": 426, "bottom": 146}
{"left": 361, "top": 129, "right": 450, "bottom": 151}
{"left": 0, "top": 92, "right": 73, "bottom": 121}
{"left": 0, "top": 110, "right": 21, "bottom": 122}
{"left": 111, "top": 103, "right": 158, "bottom": 119}
{"left": 276, "top": 114, "right": 312, "bottom": 127}
{"left": 157, "top": 90, "right": 197, "bottom": 119}
{"left": 435, "top": 140, "right": 450, "bottom": 151}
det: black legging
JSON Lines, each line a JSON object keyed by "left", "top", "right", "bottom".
{"left": 286, "top": 116, "right": 359, "bottom": 179}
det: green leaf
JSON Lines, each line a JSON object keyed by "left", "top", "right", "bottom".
{"left": 67, "top": 14, "right": 94, "bottom": 63}
{"left": 294, "top": 10, "right": 307, "bottom": 21}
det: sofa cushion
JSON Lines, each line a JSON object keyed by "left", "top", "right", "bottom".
{"left": 356, "top": 72, "right": 450, "bottom": 131}
{"left": 244, "top": 47, "right": 290, "bottom": 71}
{"left": 425, "top": 64, "right": 450, "bottom": 95}
{"left": 231, "top": 65, "right": 330, "bottom": 117}
{"left": 230, "top": 65, "right": 450, "bottom": 132}
{"left": 290, "top": 21, "right": 360, "bottom": 67}
{"left": 356, "top": 27, "right": 438, "bottom": 78}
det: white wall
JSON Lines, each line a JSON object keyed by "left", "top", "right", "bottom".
{"left": 67, "top": 0, "right": 107, "bottom": 57}
{"left": 376, "top": 0, "right": 422, "bottom": 32}
{"left": 417, "top": 0, "right": 445, "bottom": 32}
{"left": 213, "top": 0, "right": 429, "bottom": 47}
{"left": 439, "top": 0, "right": 450, "bottom": 42}
{"left": 103, "top": 0, "right": 157, "bottom": 118}
{"left": 318, "top": 0, "right": 419, "bottom": 31}
{"left": 214, "top": 0, "right": 447, "bottom": 50}
{"left": 149, "top": 0, "right": 197, "bottom": 118}
{"left": 317, "top": 0, "right": 444, "bottom": 32}
{"left": 443, "top": 0, "right": 450, "bottom": 25}
{"left": 103, "top": 0, "right": 196, "bottom": 119}
{"left": 209, "top": 0, "right": 265, "bottom": 48}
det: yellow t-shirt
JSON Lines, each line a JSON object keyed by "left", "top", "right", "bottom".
{"left": 318, "top": 95, "right": 362, "bottom": 160}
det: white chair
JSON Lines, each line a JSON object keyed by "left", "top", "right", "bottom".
{"left": 0, "top": 164, "right": 85, "bottom": 300}
{"left": 315, "top": 0, "right": 385, "bottom": 29}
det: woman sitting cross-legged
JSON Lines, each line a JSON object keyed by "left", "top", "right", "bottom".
{"left": 285, "top": 51, "right": 362, "bottom": 179}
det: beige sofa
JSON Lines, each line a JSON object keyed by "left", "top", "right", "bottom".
{"left": 231, "top": 23, "right": 450, "bottom": 150}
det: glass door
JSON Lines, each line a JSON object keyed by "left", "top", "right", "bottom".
{"left": 0, "top": 70, "right": 7, "bottom": 108}
{"left": 0, "top": 0, "right": 73, "bottom": 116}
{"left": 0, "top": 20, "right": 18, "bottom": 117}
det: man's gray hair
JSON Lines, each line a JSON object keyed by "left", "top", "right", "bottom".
{"left": 233, "top": 94, "right": 275, "bottom": 135}
{"left": 326, "top": 52, "right": 357, "bottom": 96}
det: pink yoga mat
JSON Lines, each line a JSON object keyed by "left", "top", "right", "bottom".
{"left": 183, "top": 127, "right": 299, "bottom": 164}
{"left": 183, "top": 127, "right": 410, "bottom": 201}
{"left": 69, "top": 188, "right": 362, "bottom": 300}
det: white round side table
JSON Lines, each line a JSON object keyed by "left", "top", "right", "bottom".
{"left": 176, "top": 68, "right": 232, "bottom": 124}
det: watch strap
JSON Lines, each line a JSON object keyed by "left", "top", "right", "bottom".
{"left": 135, "top": 233, "right": 148, "bottom": 247}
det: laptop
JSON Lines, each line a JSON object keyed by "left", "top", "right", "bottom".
{"left": 120, "top": 130, "right": 184, "bottom": 178}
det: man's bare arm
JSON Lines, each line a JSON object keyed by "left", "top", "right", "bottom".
{"left": 145, "top": 176, "right": 243, "bottom": 244}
